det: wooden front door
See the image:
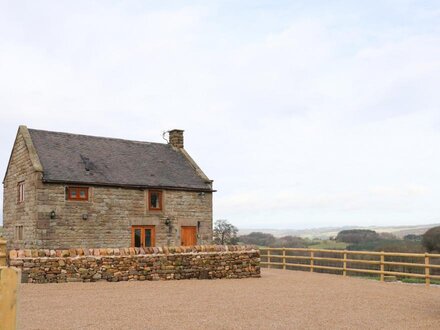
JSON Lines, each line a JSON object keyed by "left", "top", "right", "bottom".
{"left": 181, "top": 226, "right": 197, "bottom": 246}
{"left": 131, "top": 226, "right": 155, "bottom": 248}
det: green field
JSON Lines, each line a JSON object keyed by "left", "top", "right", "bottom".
{"left": 308, "top": 240, "right": 348, "bottom": 249}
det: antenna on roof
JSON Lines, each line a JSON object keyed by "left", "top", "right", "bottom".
{"left": 162, "top": 131, "right": 169, "bottom": 143}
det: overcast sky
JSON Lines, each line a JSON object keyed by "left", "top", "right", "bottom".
{"left": 1, "top": 1, "right": 440, "bottom": 229}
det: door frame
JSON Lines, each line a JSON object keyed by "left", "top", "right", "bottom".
{"left": 131, "top": 225, "right": 156, "bottom": 247}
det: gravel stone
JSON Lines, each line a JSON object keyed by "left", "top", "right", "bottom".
{"left": 18, "top": 269, "right": 440, "bottom": 329}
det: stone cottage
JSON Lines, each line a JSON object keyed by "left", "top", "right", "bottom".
{"left": 3, "top": 126, "right": 214, "bottom": 249}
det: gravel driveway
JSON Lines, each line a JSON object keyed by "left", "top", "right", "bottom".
{"left": 18, "top": 269, "right": 440, "bottom": 329}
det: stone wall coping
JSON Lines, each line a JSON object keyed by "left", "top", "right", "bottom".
{"left": 9, "top": 245, "right": 259, "bottom": 259}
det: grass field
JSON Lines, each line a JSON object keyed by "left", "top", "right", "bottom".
{"left": 308, "top": 240, "right": 348, "bottom": 249}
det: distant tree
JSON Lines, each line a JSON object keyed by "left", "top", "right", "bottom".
{"left": 273, "top": 236, "right": 307, "bottom": 248}
{"left": 336, "top": 229, "right": 380, "bottom": 244}
{"left": 238, "top": 232, "right": 276, "bottom": 247}
{"left": 403, "top": 234, "right": 422, "bottom": 242}
{"left": 348, "top": 239, "right": 424, "bottom": 253}
{"left": 213, "top": 220, "right": 238, "bottom": 245}
{"left": 378, "top": 232, "right": 397, "bottom": 240}
{"left": 422, "top": 226, "right": 440, "bottom": 252}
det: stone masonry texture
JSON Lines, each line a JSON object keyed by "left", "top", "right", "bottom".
{"left": 8, "top": 245, "right": 260, "bottom": 283}
{"left": 3, "top": 127, "right": 213, "bottom": 249}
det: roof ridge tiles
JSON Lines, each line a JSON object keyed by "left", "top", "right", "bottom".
{"left": 27, "top": 128, "right": 166, "bottom": 146}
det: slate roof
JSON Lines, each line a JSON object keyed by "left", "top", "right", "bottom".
{"left": 28, "top": 129, "right": 213, "bottom": 191}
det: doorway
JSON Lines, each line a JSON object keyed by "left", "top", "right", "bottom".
{"left": 181, "top": 226, "right": 197, "bottom": 246}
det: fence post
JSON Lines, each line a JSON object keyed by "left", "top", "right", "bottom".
{"left": 343, "top": 250, "right": 347, "bottom": 276}
{"left": 267, "top": 249, "right": 271, "bottom": 269}
{"left": 380, "top": 252, "right": 384, "bottom": 282}
{"left": 310, "top": 251, "right": 314, "bottom": 273}
{"left": 425, "top": 254, "right": 430, "bottom": 287}
{"left": 0, "top": 239, "right": 7, "bottom": 266}
{"left": 0, "top": 267, "right": 20, "bottom": 329}
{"left": 282, "top": 248, "right": 286, "bottom": 270}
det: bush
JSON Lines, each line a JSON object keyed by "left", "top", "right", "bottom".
{"left": 347, "top": 239, "right": 424, "bottom": 253}
{"left": 272, "top": 236, "right": 308, "bottom": 248}
{"left": 422, "top": 226, "right": 440, "bottom": 253}
{"left": 238, "top": 232, "right": 276, "bottom": 247}
{"left": 403, "top": 234, "right": 422, "bottom": 242}
{"left": 336, "top": 229, "right": 380, "bottom": 244}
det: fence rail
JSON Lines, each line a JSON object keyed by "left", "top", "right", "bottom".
{"left": 260, "top": 247, "right": 440, "bottom": 286}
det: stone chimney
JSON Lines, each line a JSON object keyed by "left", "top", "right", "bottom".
{"left": 169, "top": 129, "right": 184, "bottom": 148}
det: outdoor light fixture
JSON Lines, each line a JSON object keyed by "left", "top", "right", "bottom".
{"left": 82, "top": 214, "right": 88, "bottom": 220}
{"left": 50, "top": 210, "right": 56, "bottom": 219}
{"left": 198, "top": 192, "right": 205, "bottom": 197}
{"left": 165, "top": 218, "right": 171, "bottom": 226}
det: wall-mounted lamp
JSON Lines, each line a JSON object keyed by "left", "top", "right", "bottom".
{"left": 198, "top": 192, "right": 205, "bottom": 197}
{"left": 82, "top": 214, "right": 88, "bottom": 220}
{"left": 50, "top": 210, "right": 56, "bottom": 219}
{"left": 165, "top": 218, "right": 171, "bottom": 226}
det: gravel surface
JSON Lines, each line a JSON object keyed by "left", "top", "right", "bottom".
{"left": 18, "top": 269, "right": 440, "bottom": 329}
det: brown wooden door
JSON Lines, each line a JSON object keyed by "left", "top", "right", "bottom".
{"left": 181, "top": 226, "right": 197, "bottom": 246}
{"left": 131, "top": 226, "right": 155, "bottom": 248}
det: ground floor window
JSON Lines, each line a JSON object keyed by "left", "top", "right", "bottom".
{"left": 131, "top": 226, "right": 155, "bottom": 248}
{"left": 15, "top": 225, "right": 23, "bottom": 240}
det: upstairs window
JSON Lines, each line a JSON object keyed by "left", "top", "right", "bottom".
{"left": 148, "top": 190, "right": 162, "bottom": 210}
{"left": 67, "top": 187, "right": 89, "bottom": 201}
{"left": 18, "top": 181, "right": 25, "bottom": 203}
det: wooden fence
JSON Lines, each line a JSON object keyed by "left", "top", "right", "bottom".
{"left": 260, "top": 247, "right": 440, "bottom": 286}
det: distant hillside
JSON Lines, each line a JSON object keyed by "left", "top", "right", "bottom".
{"left": 238, "top": 223, "right": 439, "bottom": 239}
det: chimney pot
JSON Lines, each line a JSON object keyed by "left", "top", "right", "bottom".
{"left": 169, "top": 129, "right": 184, "bottom": 148}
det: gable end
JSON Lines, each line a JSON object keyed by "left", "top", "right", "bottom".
{"left": 3, "top": 125, "right": 43, "bottom": 184}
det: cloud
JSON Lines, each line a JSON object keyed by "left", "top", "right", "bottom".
{"left": 1, "top": 1, "right": 440, "bottom": 229}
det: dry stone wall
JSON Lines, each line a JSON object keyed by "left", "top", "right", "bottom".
{"left": 8, "top": 245, "right": 260, "bottom": 283}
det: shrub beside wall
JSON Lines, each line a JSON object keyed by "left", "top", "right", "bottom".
{"left": 8, "top": 245, "right": 260, "bottom": 283}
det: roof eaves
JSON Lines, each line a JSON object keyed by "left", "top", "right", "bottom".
{"left": 41, "top": 178, "right": 216, "bottom": 192}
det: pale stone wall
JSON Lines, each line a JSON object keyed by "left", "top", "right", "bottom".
{"left": 8, "top": 245, "right": 260, "bottom": 283}
{"left": 4, "top": 130, "right": 213, "bottom": 250}
{"left": 34, "top": 184, "right": 212, "bottom": 249}
{"left": 3, "top": 131, "right": 41, "bottom": 249}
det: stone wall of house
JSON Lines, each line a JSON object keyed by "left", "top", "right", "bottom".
{"left": 34, "top": 184, "right": 212, "bottom": 249}
{"left": 8, "top": 245, "right": 260, "bottom": 283}
{"left": 3, "top": 130, "right": 40, "bottom": 249}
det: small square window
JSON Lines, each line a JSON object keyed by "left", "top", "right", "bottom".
{"left": 18, "top": 181, "right": 25, "bottom": 203}
{"left": 148, "top": 190, "right": 162, "bottom": 210}
{"left": 67, "top": 187, "right": 89, "bottom": 201}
